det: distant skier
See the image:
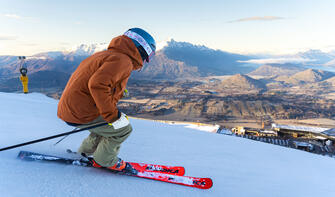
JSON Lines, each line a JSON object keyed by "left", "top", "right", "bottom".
{"left": 57, "top": 28, "right": 156, "bottom": 171}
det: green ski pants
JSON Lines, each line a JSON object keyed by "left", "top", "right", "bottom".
{"left": 76, "top": 116, "right": 132, "bottom": 167}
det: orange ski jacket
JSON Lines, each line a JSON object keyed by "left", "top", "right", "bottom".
{"left": 57, "top": 35, "right": 143, "bottom": 124}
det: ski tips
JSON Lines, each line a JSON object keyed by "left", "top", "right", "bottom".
{"left": 202, "top": 178, "right": 213, "bottom": 189}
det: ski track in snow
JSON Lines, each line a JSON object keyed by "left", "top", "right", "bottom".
{"left": 0, "top": 92, "right": 335, "bottom": 196}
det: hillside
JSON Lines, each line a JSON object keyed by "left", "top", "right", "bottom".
{"left": 1, "top": 92, "right": 335, "bottom": 196}
{"left": 276, "top": 69, "right": 335, "bottom": 85}
{"left": 132, "top": 52, "right": 200, "bottom": 79}
{"left": 324, "top": 76, "right": 335, "bottom": 85}
{"left": 220, "top": 74, "right": 266, "bottom": 90}
{"left": 162, "top": 39, "right": 252, "bottom": 76}
{"left": 248, "top": 64, "right": 304, "bottom": 77}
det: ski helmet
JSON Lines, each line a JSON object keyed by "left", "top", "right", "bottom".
{"left": 124, "top": 28, "right": 156, "bottom": 63}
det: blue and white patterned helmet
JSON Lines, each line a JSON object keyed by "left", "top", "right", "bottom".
{"left": 124, "top": 28, "right": 156, "bottom": 63}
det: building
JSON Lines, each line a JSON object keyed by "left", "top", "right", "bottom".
{"left": 271, "top": 123, "right": 330, "bottom": 141}
{"left": 232, "top": 126, "right": 277, "bottom": 137}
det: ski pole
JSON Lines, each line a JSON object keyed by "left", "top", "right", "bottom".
{"left": 53, "top": 128, "right": 79, "bottom": 146}
{"left": 0, "top": 122, "right": 108, "bottom": 152}
{"left": 53, "top": 134, "right": 70, "bottom": 146}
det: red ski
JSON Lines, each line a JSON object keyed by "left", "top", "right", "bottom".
{"left": 18, "top": 151, "right": 213, "bottom": 189}
{"left": 129, "top": 162, "right": 185, "bottom": 176}
{"left": 133, "top": 170, "right": 213, "bottom": 189}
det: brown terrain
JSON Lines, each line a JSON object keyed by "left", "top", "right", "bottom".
{"left": 113, "top": 66, "right": 335, "bottom": 129}
{"left": 4, "top": 64, "right": 335, "bottom": 129}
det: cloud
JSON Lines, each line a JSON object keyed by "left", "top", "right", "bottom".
{"left": 4, "top": 14, "right": 22, "bottom": 19}
{"left": 3, "top": 13, "right": 37, "bottom": 22}
{"left": 238, "top": 57, "right": 315, "bottom": 64}
{"left": 228, "top": 16, "right": 285, "bottom": 23}
{"left": 0, "top": 35, "right": 18, "bottom": 40}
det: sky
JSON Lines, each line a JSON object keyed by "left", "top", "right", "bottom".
{"left": 1, "top": 0, "right": 335, "bottom": 56}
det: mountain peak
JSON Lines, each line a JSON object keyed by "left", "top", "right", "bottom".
{"left": 165, "top": 39, "right": 210, "bottom": 51}
{"left": 296, "top": 49, "right": 335, "bottom": 65}
{"left": 248, "top": 64, "right": 303, "bottom": 77}
{"left": 66, "top": 43, "right": 108, "bottom": 56}
{"left": 220, "top": 74, "right": 265, "bottom": 90}
{"left": 277, "top": 68, "right": 335, "bottom": 84}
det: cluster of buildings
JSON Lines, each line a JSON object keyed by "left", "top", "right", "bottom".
{"left": 218, "top": 123, "right": 335, "bottom": 155}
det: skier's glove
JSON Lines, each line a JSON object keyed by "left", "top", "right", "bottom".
{"left": 108, "top": 112, "right": 129, "bottom": 129}
{"left": 123, "top": 89, "right": 129, "bottom": 98}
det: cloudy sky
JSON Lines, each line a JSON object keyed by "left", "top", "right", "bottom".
{"left": 1, "top": 0, "right": 335, "bottom": 56}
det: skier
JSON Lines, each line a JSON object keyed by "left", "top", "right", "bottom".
{"left": 18, "top": 56, "right": 29, "bottom": 94}
{"left": 57, "top": 28, "right": 156, "bottom": 171}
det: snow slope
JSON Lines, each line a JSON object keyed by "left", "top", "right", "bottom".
{"left": 0, "top": 92, "right": 335, "bottom": 197}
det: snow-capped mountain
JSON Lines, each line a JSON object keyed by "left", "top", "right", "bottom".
{"left": 31, "top": 43, "right": 108, "bottom": 59}
{"left": 33, "top": 51, "right": 66, "bottom": 59}
{"left": 296, "top": 49, "right": 335, "bottom": 65}
{"left": 64, "top": 43, "right": 108, "bottom": 57}
{"left": 240, "top": 49, "right": 335, "bottom": 72}
{"left": 160, "top": 39, "right": 252, "bottom": 76}
{"left": 325, "top": 59, "right": 335, "bottom": 67}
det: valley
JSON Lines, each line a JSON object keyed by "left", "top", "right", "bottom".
{"left": 117, "top": 74, "right": 335, "bottom": 129}
{"left": 1, "top": 41, "right": 335, "bottom": 129}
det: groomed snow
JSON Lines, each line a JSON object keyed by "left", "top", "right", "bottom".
{"left": 0, "top": 92, "right": 335, "bottom": 197}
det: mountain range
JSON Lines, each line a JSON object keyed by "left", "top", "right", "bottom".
{"left": 0, "top": 40, "right": 254, "bottom": 81}
{"left": 1, "top": 39, "right": 335, "bottom": 91}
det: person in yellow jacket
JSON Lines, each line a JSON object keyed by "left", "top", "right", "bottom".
{"left": 19, "top": 67, "right": 29, "bottom": 94}
{"left": 57, "top": 28, "right": 156, "bottom": 171}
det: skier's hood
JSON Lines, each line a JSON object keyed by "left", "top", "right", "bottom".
{"left": 107, "top": 35, "right": 143, "bottom": 70}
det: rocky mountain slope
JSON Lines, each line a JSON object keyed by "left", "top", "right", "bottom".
{"left": 161, "top": 39, "right": 252, "bottom": 76}
{"left": 220, "top": 74, "right": 266, "bottom": 90}
{"left": 248, "top": 64, "right": 304, "bottom": 77}
{"left": 132, "top": 52, "right": 200, "bottom": 79}
{"left": 275, "top": 69, "right": 335, "bottom": 85}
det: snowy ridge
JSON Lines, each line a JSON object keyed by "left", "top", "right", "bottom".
{"left": 241, "top": 49, "right": 335, "bottom": 65}
{"left": 0, "top": 92, "right": 335, "bottom": 196}
{"left": 28, "top": 43, "right": 108, "bottom": 59}
{"left": 166, "top": 39, "right": 210, "bottom": 51}
{"left": 65, "top": 43, "right": 108, "bottom": 56}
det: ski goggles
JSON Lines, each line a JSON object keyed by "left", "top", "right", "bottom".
{"left": 124, "top": 30, "right": 155, "bottom": 63}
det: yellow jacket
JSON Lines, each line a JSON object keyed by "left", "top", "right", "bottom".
{"left": 20, "top": 75, "right": 29, "bottom": 93}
